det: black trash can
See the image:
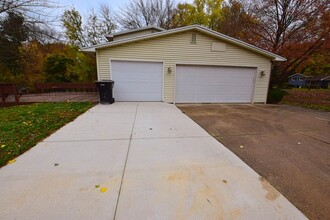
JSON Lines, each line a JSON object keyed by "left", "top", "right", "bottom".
{"left": 95, "top": 80, "right": 115, "bottom": 104}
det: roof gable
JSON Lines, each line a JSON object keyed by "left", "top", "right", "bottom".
{"left": 82, "top": 25, "right": 286, "bottom": 62}
{"left": 288, "top": 73, "right": 306, "bottom": 78}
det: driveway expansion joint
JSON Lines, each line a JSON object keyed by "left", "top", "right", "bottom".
{"left": 215, "top": 129, "right": 321, "bottom": 138}
{"left": 113, "top": 103, "right": 139, "bottom": 220}
{"left": 43, "top": 138, "right": 131, "bottom": 143}
{"left": 131, "top": 135, "right": 210, "bottom": 140}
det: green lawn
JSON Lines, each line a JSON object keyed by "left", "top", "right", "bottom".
{"left": 0, "top": 102, "right": 94, "bottom": 168}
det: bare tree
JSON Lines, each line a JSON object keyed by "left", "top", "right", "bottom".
{"left": 98, "top": 4, "right": 117, "bottom": 34}
{"left": 245, "top": 0, "right": 328, "bottom": 53}
{"left": 116, "top": 0, "right": 175, "bottom": 29}
{"left": 0, "top": 0, "right": 60, "bottom": 42}
{"left": 244, "top": 0, "right": 330, "bottom": 85}
{"left": 0, "top": 0, "right": 58, "bottom": 23}
{"left": 84, "top": 5, "right": 117, "bottom": 46}
{"left": 62, "top": 5, "right": 117, "bottom": 47}
{"left": 1, "top": 0, "right": 51, "bottom": 14}
{"left": 85, "top": 8, "right": 103, "bottom": 46}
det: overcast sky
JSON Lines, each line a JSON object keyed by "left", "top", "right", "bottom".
{"left": 53, "top": 0, "right": 193, "bottom": 33}
{"left": 56, "top": 0, "right": 193, "bottom": 17}
{"left": 57, "top": 0, "right": 124, "bottom": 15}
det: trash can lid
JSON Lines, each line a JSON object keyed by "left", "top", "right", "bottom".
{"left": 95, "top": 80, "right": 114, "bottom": 83}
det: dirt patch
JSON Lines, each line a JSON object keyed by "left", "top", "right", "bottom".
{"left": 178, "top": 104, "right": 330, "bottom": 220}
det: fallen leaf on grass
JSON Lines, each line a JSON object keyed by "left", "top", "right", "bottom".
{"left": 7, "top": 159, "right": 16, "bottom": 164}
{"left": 100, "top": 187, "right": 108, "bottom": 193}
{"left": 1, "top": 144, "right": 5, "bottom": 148}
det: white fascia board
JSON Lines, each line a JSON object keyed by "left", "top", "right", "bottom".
{"left": 274, "top": 56, "right": 287, "bottom": 61}
{"left": 81, "top": 47, "right": 96, "bottom": 52}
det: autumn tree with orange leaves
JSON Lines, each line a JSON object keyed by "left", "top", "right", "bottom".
{"left": 171, "top": 0, "right": 329, "bottom": 85}
{"left": 242, "top": 0, "right": 330, "bottom": 86}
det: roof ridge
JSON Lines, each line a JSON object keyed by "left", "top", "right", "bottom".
{"left": 105, "top": 25, "right": 166, "bottom": 37}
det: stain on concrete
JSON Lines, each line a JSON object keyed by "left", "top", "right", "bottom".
{"left": 230, "top": 208, "right": 241, "bottom": 218}
{"left": 164, "top": 162, "right": 224, "bottom": 220}
{"left": 166, "top": 171, "right": 190, "bottom": 182}
{"left": 259, "top": 176, "right": 280, "bottom": 201}
{"left": 186, "top": 185, "right": 224, "bottom": 220}
{"left": 79, "top": 187, "right": 88, "bottom": 192}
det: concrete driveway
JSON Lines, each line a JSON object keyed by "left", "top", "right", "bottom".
{"left": 178, "top": 104, "right": 330, "bottom": 220}
{"left": 0, "top": 103, "right": 306, "bottom": 219}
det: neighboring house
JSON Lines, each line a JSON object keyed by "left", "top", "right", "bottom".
{"left": 288, "top": 73, "right": 308, "bottom": 87}
{"left": 82, "top": 25, "right": 286, "bottom": 104}
{"left": 306, "top": 76, "right": 330, "bottom": 89}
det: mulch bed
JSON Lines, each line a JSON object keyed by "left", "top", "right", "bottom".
{"left": 281, "top": 89, "right": 330, "bottom": 111}
{"left": 282, "top": 89, "right": 330, "bottom": 105}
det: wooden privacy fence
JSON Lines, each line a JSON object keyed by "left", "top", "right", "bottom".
{"left": 34, "top": 82, "right": 97, "bottom": 93}
{"left": 0, "top": 83, "right": 23, "bottom": 102}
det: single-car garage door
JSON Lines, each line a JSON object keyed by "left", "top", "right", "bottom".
{"left": 176, "top": 65, "right": 256, "bottom": 103}
{"left": 111, "top": 60, "right": 163, "bottom": 101}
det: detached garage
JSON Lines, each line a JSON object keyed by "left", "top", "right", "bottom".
{"left": 82, "top": 25, "right": 285, "bottom": 103}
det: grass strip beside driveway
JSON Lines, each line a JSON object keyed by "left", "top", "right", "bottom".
{"left": 0, "top": 102, "right": 94, "bottom": 168}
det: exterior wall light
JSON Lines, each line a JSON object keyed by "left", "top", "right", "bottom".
{"left": 168, "top": 67, "right": 172, "bottom": 74}
{"left": 260, "top": 70, "right": 265, "bottom": 77}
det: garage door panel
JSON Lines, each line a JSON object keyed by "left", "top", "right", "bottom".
{"left": 176, "top": 65, "right": 255, "bottom": 103}
{"left": 111, "top": 61, "right": 163, "bottom": 101}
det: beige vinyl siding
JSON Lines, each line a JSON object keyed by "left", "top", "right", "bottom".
{"left": 97, "top": 30, "right": 272, "bottom": 103}
{"left": 114, "top": 29, "right": 157, "bottom": 41}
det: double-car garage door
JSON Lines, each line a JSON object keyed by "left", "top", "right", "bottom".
{"left": 176, "top": 65, "right": 256, "bottom": 103}
{"left": 111, "top": 60, "right": 256, "bottom": 103}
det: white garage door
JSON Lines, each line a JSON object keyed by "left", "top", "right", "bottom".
{"left": 111, "top": 60, "right": 163, "bottom": 101}
{"left": 176, "top": 65, "right": 256, "bottom": 103}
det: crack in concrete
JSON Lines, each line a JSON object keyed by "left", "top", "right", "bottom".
{"left": 298, "top": 132, "right": 330, "bottom": 144}
{"left": 44, "top": 136, "right": 210, "bottom": 143}
{"left": 214, "top": 129, "right": 321, "bottom": 138}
